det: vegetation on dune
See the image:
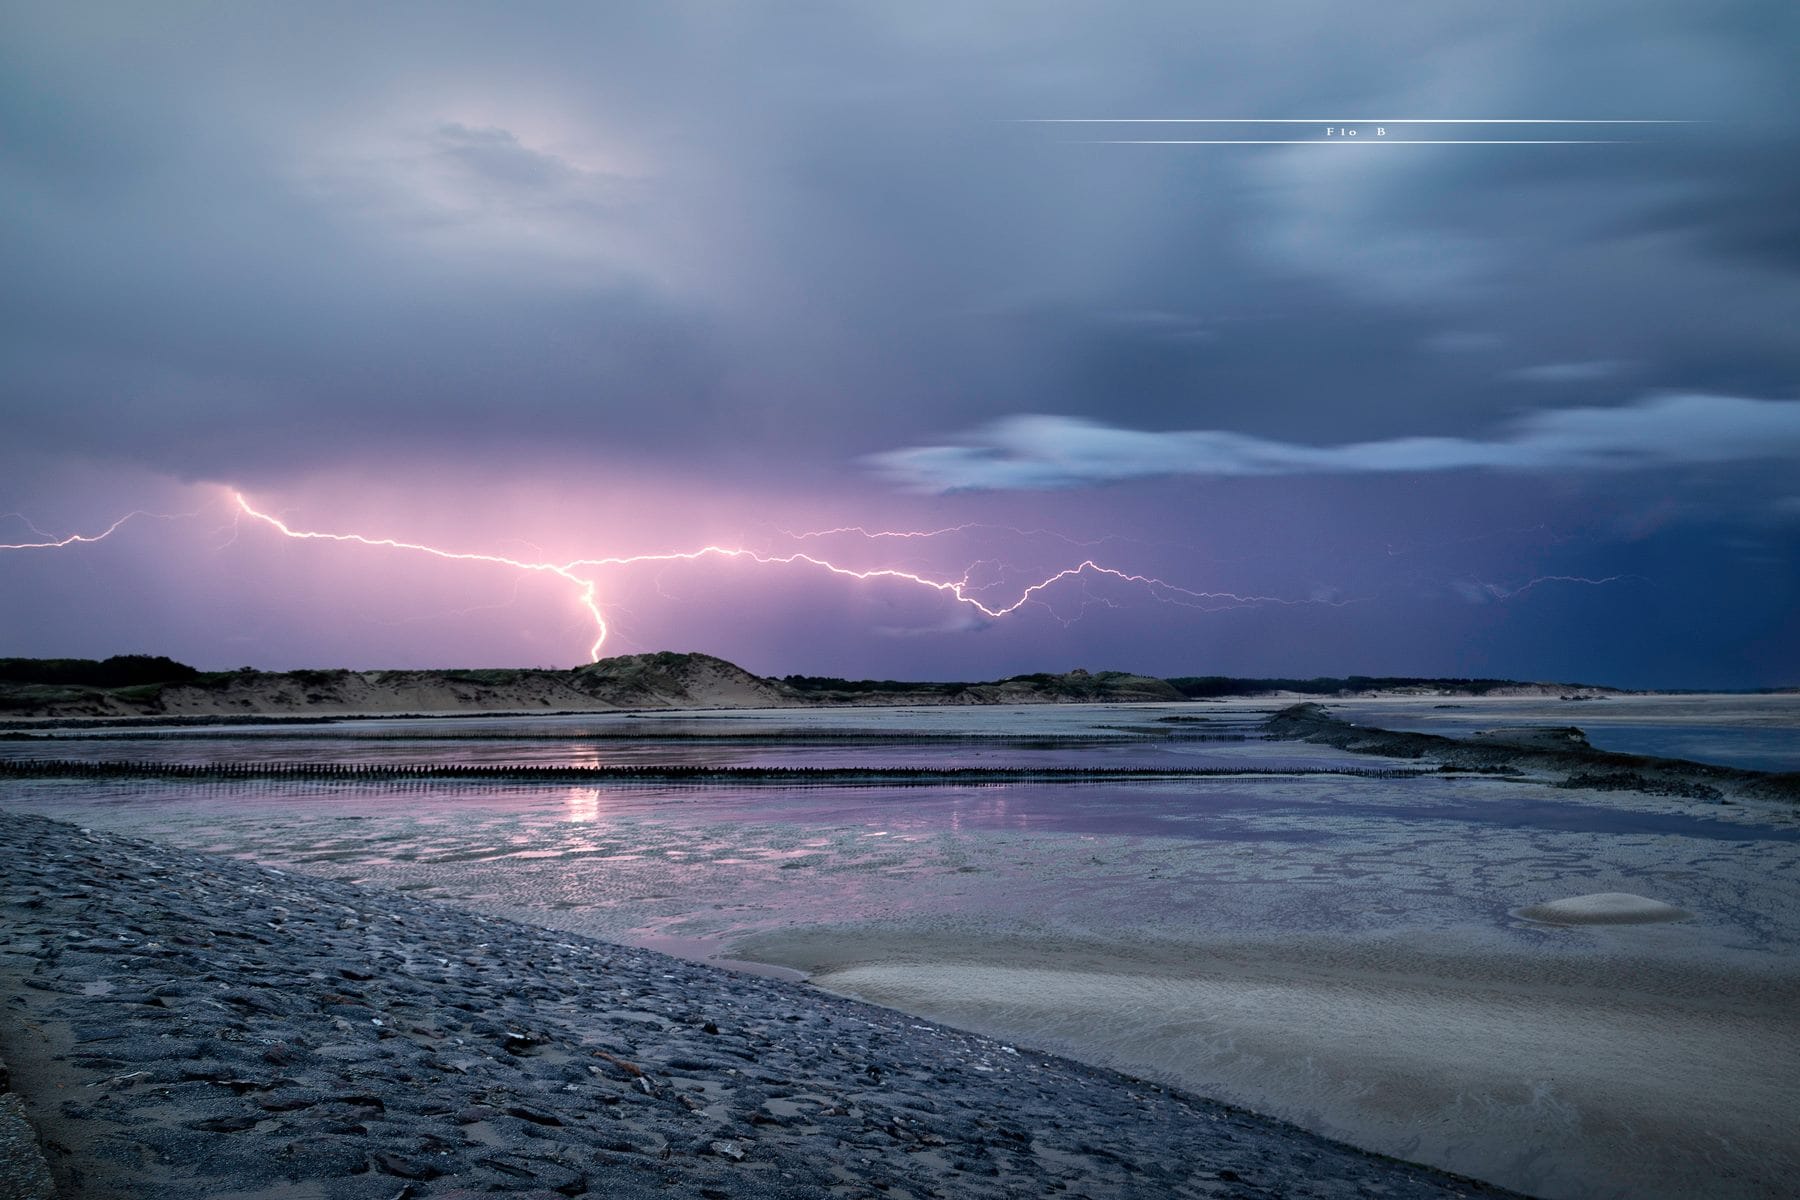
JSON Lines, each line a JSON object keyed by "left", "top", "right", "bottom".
{"left": 782, "top": 669, "right": 1178, "bottom": 700}
{"left": 0, "top": 652, "right": 1613, "bottom": 719}
{"left": 581, "top": 651, "right": 740, "bottom": 674}
{"left": 286, "top": 668, "right": 353, "bottom": 685}
{"left": 782, "top": 675, "right": 970, "bottom": 696}
{"left": 439, "top": 668, "right": 533, "bottom": 685}
{"left": 1168, "top": 674, "right": 1566, "bottom": 698}
{"left": 1001, "top": 670, "right": 1182, "bottom": 699}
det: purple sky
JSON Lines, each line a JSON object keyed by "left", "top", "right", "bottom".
{"left": 3, "top": 3, "right": 1797, "bottom": 688}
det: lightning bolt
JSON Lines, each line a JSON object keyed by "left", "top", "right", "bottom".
{"left": 228, "top": 491, "right": 1327, "bottom": 661}
{"left": 773, "top": 524, "right": 1304, "bottom": 619}
{"left": 0, "top": 510, "right": 180, "bottom": 550}
{"left": 563, "top": 548, "right": 1312, "bottom": 617}
{"left": 1466, "top": 574, "right": 1643, "bottom": 600}
{"left": 8, "top": 491, "right": 1365, "bottom": 663}
{"left": 231, "top": 493, "right": 613, "bottom": 660}
{"left": 779, "top": 521, "right": 1195, "bottom": 555}
{"left": 780, "top": 523, "right": 990, "bottom": 541}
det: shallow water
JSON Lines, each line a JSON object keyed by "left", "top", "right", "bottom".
{"left": 3, "top": 700, "right": 1797, "bottom": 1200}
{"left": 1332, "top": 694, "right": 1800, "bottom": 772}
{"left": 2, "top": 706, "right": 1285, "bottom": 770}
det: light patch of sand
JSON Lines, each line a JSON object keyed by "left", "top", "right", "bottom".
{"left": 745, "top": 928, "right": 1800, "bottom": 1200}
{"left": 1518, "top": 892, "right": 1691, "bottom": 925}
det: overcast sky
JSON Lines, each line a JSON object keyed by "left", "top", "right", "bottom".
{"left": 3, "top": 1, "right": 1797, "bottom": 686}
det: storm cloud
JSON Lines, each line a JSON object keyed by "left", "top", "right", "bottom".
{"left": 2, "top": 1, "right": 1796, "bottom": 685}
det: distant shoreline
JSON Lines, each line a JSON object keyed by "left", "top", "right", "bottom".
{"left": 6, "top": 696, "right": 1794, "bottom": 804}
{"left": 1267, "top": 702, "right": 1800, "bottom": 804}
{"left": 1, "top": 649, "right": 1645, "bottom": 722}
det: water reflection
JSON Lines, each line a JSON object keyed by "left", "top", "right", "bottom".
{"left": 565, "top": 787, "right": 600, "bottom": 824}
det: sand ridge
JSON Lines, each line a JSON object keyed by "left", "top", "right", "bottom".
{"left": 1516, "top": 893, "right": 1692, "bottom": 925}
{"left": 739, "top": 925, "right": 1800, "bottom": 1200}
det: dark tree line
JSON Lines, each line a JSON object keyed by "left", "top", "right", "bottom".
{"left": 0, "top": 655, "right": 200, "bottom": 687}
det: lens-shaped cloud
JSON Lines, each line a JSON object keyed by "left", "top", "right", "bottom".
{"left": 867, "top": 394, "right": 1800, "bottom": 492}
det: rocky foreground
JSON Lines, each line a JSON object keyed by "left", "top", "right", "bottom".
{"left": 0, "top": 810, "right": 1523, "bottom": 1199}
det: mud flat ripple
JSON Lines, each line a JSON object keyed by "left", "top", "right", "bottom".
{"left": 0, "top": 810, "right": 1523, "bottom": 1200}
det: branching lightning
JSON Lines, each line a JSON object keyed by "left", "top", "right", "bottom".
{"left": 231, "top": 493, "right": 613, "bottom": 659}
{"left": 780, "top": 521, "right": 1202, "bottom": 556}
{"left": 226, "top": 493, "right": 1328, "bottom": 660}
{"left": 781, "top": 523, "right": 989, "bottom": 541}
{"left": 16, "top": 492, "right": 1632, "bottom": 665}
{"left": 0, "top": 509, "right": 184, "bottom": 551}
{"left": 1465, "top": 574, "right": 1643, "bottom": 601}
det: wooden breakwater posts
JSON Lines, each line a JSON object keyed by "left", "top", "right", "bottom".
{"left": 0, "top": 759, "right": 1426, "bottom": 785}
{"left": 32, "top": 729, "right": 1258, "bottom": 745}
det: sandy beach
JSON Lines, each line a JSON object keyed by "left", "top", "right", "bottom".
{"left": 0, "top": 810, "right": 1525, "bottom": 1199}
{"left": 3, "top": 697, "right": 1797, "bottom": 1198}
{"left": 738, "top": 924, "right": 1800, "bottom": 1200}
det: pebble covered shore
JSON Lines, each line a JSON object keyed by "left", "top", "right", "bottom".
{"left": 0, "top": 811, "right": 1521, "bottom": 1199}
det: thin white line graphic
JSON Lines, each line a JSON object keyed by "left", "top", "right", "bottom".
{"left": 1024, "top": 118, "right": 1693, "bottom": 144}
{"left": 1084, "top": 139, "right": 1627, "bottom": 145}
{"left": 1021, "top": 118, "right": 1697, "bottom": 124}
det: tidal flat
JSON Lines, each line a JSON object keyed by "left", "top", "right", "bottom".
{"left": 3, "top": 696, "right": 1797, "bottom": 1199}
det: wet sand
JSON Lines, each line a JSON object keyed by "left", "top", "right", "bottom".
{"left": 1323, "top": 693, "right": 1800, "bottom": 774}
{"left": 0, "top": 811, "right": 1527, "bottom": 1200}
{"left": 4, "top": 699, "right": 1797, "bottom": 1198}
{"left": 736, "top": 925, "right": 1800, "bottom": 1200}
